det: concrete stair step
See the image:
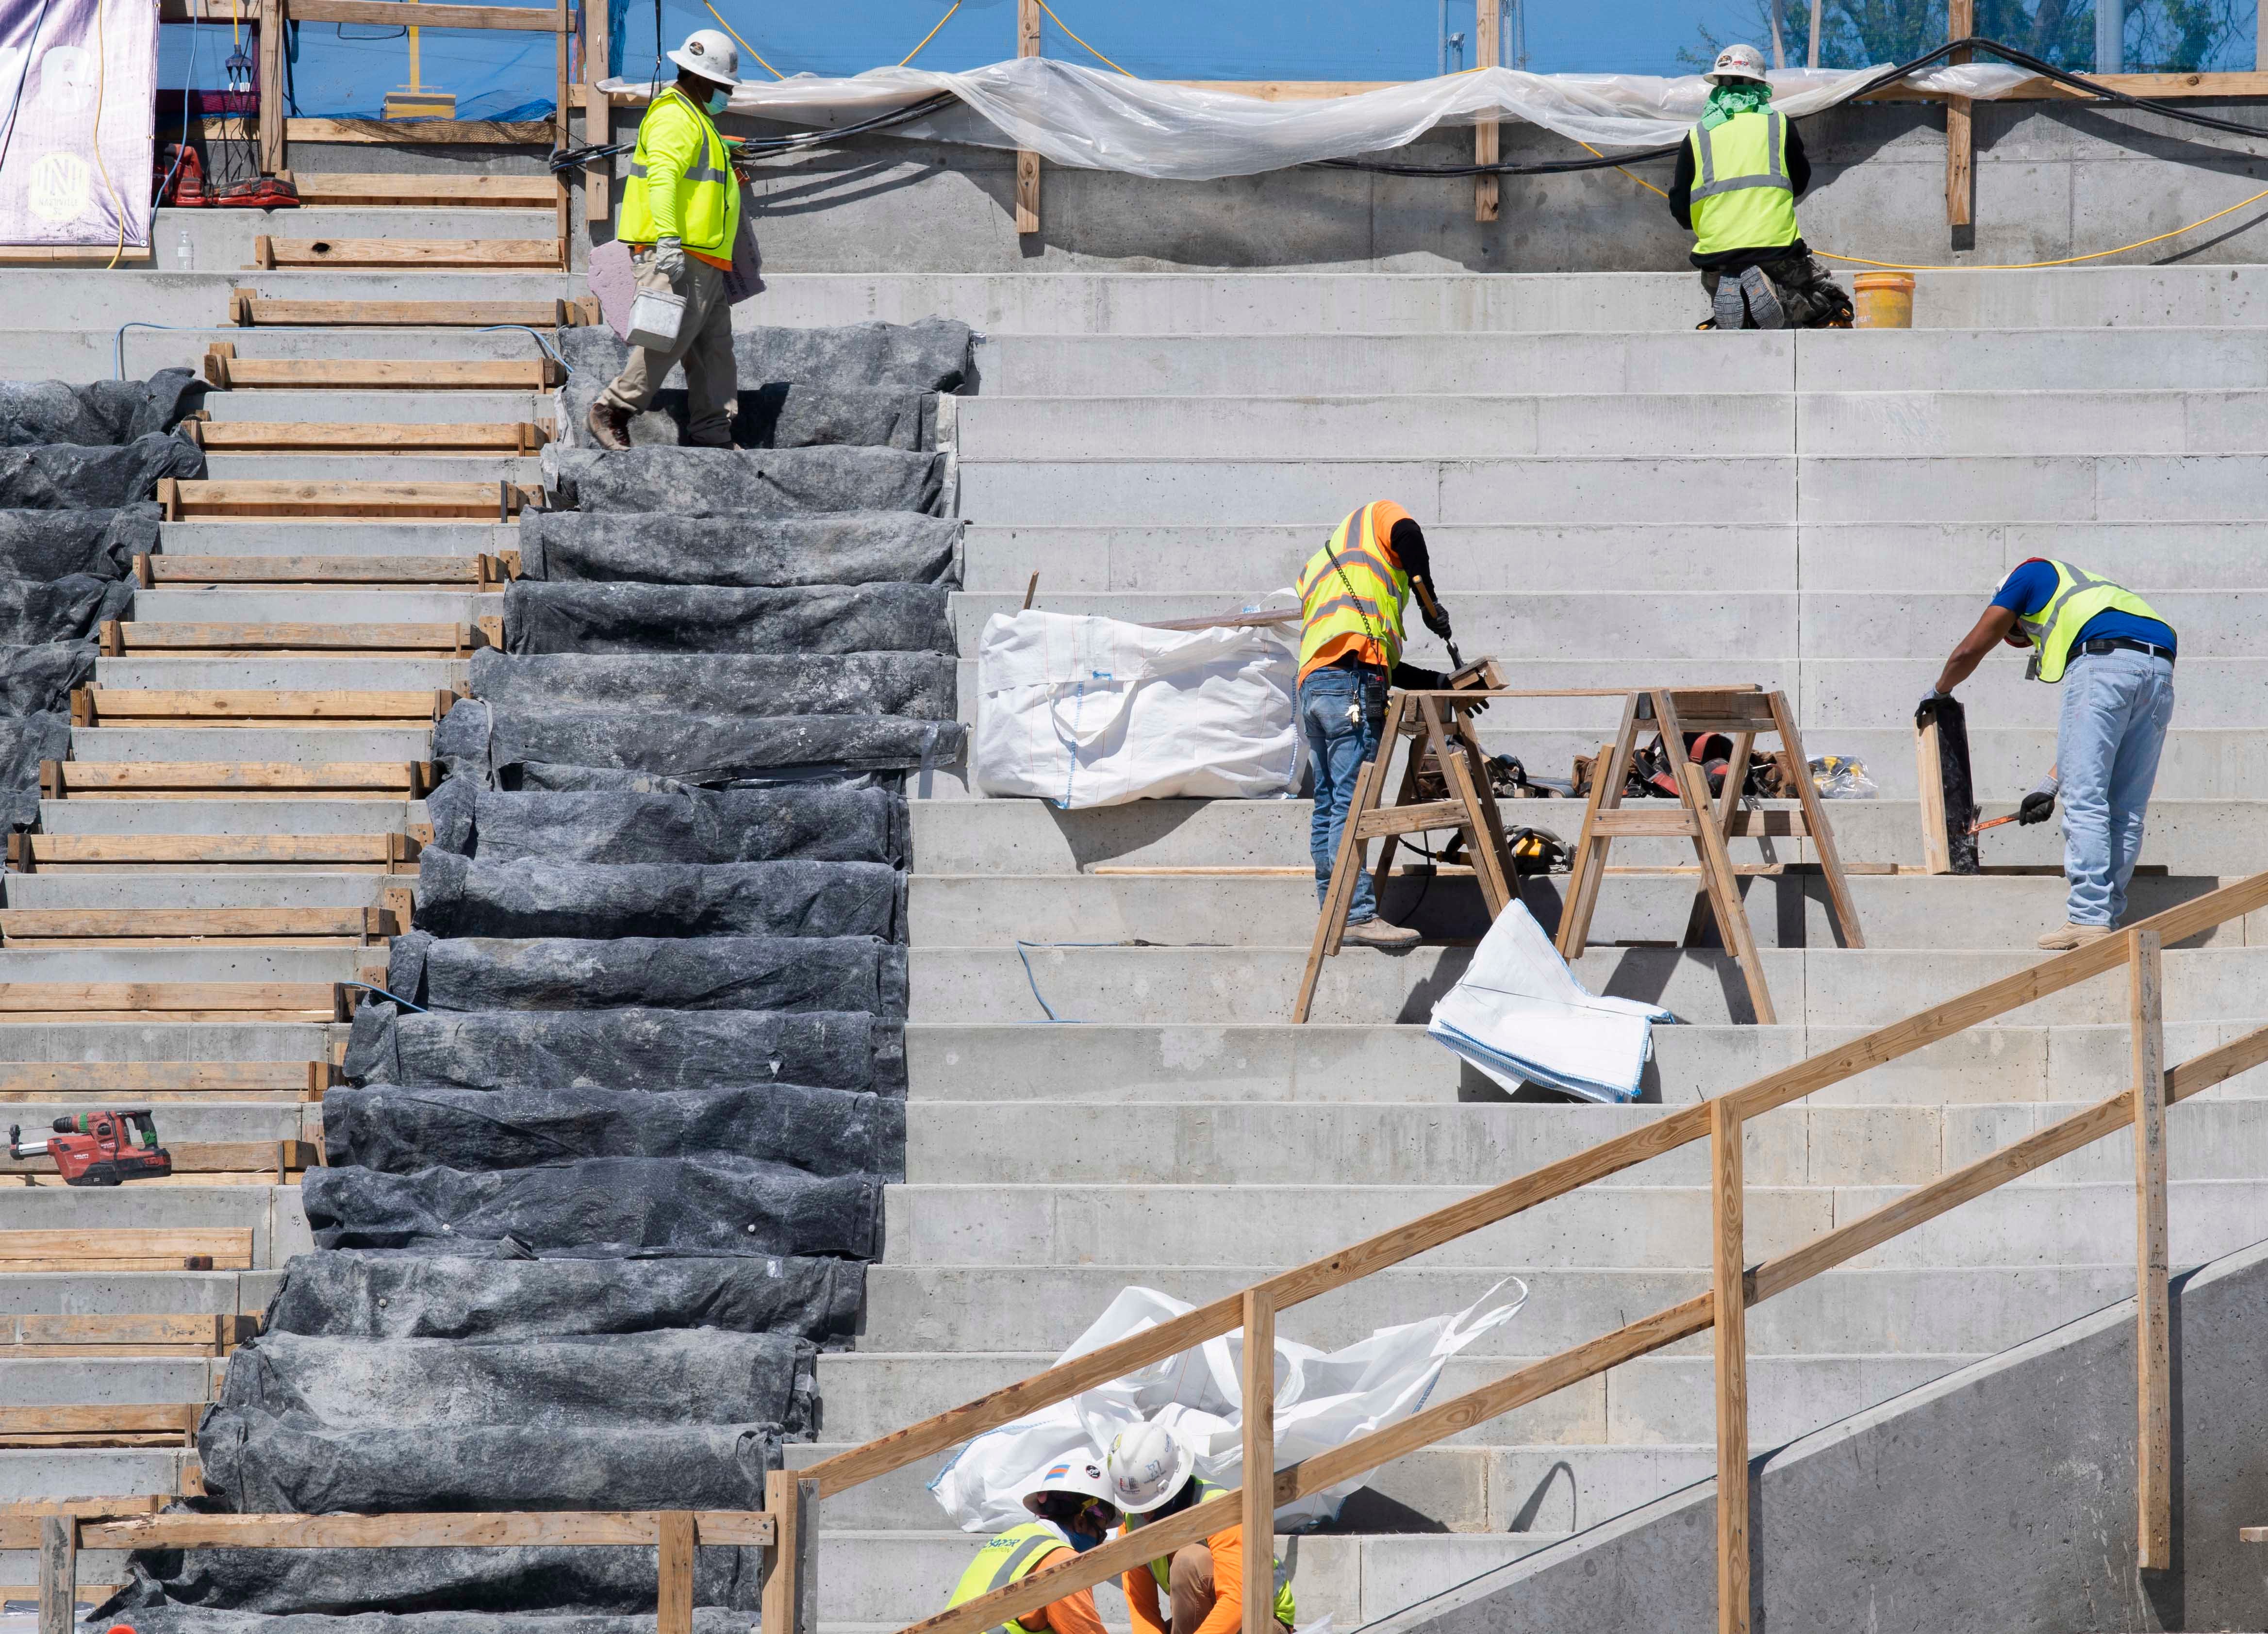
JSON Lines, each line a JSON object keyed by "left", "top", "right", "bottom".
{"left": 0, "top": 1022, "right": 343, "bottom": 1063}
{"left": 1, "top": 875, "right": 390, "bottom": 910}
{"left": 903, "top": 1019, "right": 2268, "bottom": 1106}
{"left": 68, "top": 727, "right": 433, "bottom": 762}
{"left": 0, "top": 1447, "right": 190, "bottom": 1502}
{"left": 0, "top": 1184, "right": 312, "bottom": 1266}
{"left": 196, "top": 454, "right": 540, "bottom": 483}
{"left": 95, "top": 658, "right": 469, "bottom": 691}
{"left": 35, "top": 799, "right": 414, "bottom": 836}
{"left": 167, "top": 206, "right": 558, "bottom": 260}
{"left": 22, "top": 328, "right": 552, "bottom": 383}
{"left": 908, "top": 945, "right": 2268, "bottom": 1027}
{"left": 131, "top": 588, "right": 502, "bottom": 623}
{"left": 21, "top": 268, "right": 575, "bottom": 332}
{"left": 157, "top": 520, "right": 511, "bottom": 557}
{"left": 0, "top": 1269, "right": 279, "bottom": 1315}
{"left": 1, "top": 1104, "right": 312, "bottom": 1143}
{"left": 0, "top": 948, "right": 372, "bottom": 983}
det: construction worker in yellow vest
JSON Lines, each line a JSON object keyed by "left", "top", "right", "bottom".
{"left": 1668, "top": 44, "right": 1850, "bottom": 331}
{"left": 588, "top": 29, "right": 744, "bottom": 452}
{"left": 1107, "top": 1422, "right": 1297, "bottom": 1634}
{"left": 944, "top": 1455, "right": 1121, "bottom": 1634}
{"left": 1922, "top": 558, "right": 2177, "bottom": 949}
{"left": 1294, "top": 500, "right": 1460, "bottom": 950}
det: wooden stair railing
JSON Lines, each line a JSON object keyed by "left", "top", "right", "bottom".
{"left": 773, "top": 869, "right": 2268, "bottom": 1634}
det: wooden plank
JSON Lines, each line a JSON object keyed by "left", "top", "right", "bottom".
{"left": 0, "top": 984, "right": 342, "bottom": 1017}
{"left": 0, "top": 1061, "right": 321, "bottom": 1092}
{"left": 168, "top": 480, "right": 534, "bottom": 518}
{"left": 84, "top": 688, "right": 449, "bottom": 720}
{"left": 267, "top": 117, "right": 557, "bottom": 145}
{"left": 1352, "top": 798, "right": 1469, "bottom": 840}
{"left": 1292, "top": 697, "right": 1404, "bottom": 1023}
{"left": 0, "top": 1405, "right": 200, "bottom": 1436}
{"left": 232, "top": 296, "right": 575, "bottom": 328}
{"left": 657, "top": 1511, "right": 696, "bottom": 1634}
{"left": 1679, "top": 743, "right": 1777, "bottom": 1026}
{"left": 2131, "top": 927, "right": 2171, "bottom": 1571}
{"left": 760, "top": 1472, "right": 811, "bottom": 1634}
{"left": 257, "top": 238, "right": 562, "bottom": 269}
{"left": 1591, "top": 809, "right": 1701, "bottom": 837}
{"left": 25, "top": 835, "right": 400, "bottom": 869}
{"left": 112, "top": 624, "right": 469, "bottom": 654}
{"left": 215, "top": 357, "right": 551, "bottom": 389}
{"left": 1947, "top": 0, "right": 1974, "bottom": 231}
{"left": 4, "top": 1314, "right": 256, "bottom": 1350}
{"left": 0, "top": 1228, "right": 252, "bottom": 1270}
{"left": 194, "top": 423, "right": 543, "bottom": 451}
{"left": 49, "top": 761, "right": 417, "bottom": 794}
{"left": 289, "top": 0, "right": 567, "bottom": 29}
{"left": 37, "top": 1515, "right": 72, "bottom": 1634}
{"left": 583, "top": 0, "right": 612, "bottom": 223}
{"left": 149, "top": 555, "right": 487, "bottom": 584}
{"left": 1240, "top": 1289, "right": 1275, "bottom": 1634}
{"left": 1016, "top": 0, "right": 1041, "bottom": 235}
{"left": 1474, "top": 0, "right": 1499, "bottom": 222}
{"left": 2243, "top": 1526, "right": 2268, "bottom": 1542}
{"left": 79, "top": 1511, "right": 772, "bottom": 1551}
{"left": 0, "top": 248, "right": 152, "bottom": 266}
{"left": 1712, "top": 1098, "right": 1750, "bottom": 1634}
{"left": 0, "top": 908, "right": 380, "bottom": 943}
{"left": 292, "top": 172, "right": 557, "bottom": 206}
{"left": 257, "top": 0, "right": 285, "bottom": 175}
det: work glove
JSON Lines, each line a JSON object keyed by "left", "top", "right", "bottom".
{"left": 1914, "top": 689, "right": 1947, "bottom": 730}
{"left": 1421, "top": 600, "right": 1455, "bottom": 643}
{"left": 651, "top": 237, "right": 687, "bottom": 283}
{"left": 2018, "top": 776, "right": 2059, "bottom": 825}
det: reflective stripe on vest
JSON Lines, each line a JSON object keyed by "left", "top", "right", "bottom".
{"left": 616, "top": 87, "right": 740, "bottom": 255}
{"left": 2010, "top": 560, "right": 2170, "bottom": 684}
{"left": 945, "top": 1522, "right": 1066, "bottom": 1634}
{"left": 1687, "top": 110, "right": 1799, "bottom": 257}
{"left": 1296, "top": 503, "right": 1408, "bottom": 675}
{"left": 1133, "top": 1480, "right": 1298, "bottom": 1628}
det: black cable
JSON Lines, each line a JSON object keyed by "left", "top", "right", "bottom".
{"left": 1315, "top": 35, "right": 2268, "bottom": 179}
{"left": 554, "top": 88, "right": 959, "bottom": 173}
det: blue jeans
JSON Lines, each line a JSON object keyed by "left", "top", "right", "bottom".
{"left": 2057, "top": 648, "right": 2176, "bottom": 926}
{"left": 1300, "top": 666, "right": 1385, "bottom": 925}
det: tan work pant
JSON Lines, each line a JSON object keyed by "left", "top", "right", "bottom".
{"left": 1161, "top": 1544, "right": 1293, "bottom": 1634}
{"left": 599, "top": 248, "right": 737, "bottom": 446}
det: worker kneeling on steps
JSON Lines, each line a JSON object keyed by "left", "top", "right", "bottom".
{"left": 1109, "top": 1423, "right": 1297, "bottom": 1634}
{"left": 944, "top": 1454, "right": 1122, "bottom": 1634}
{"left": 1670, "top": 44, "right": 1849, "bottom": 332}
{"left": 1920, "top": 558, "right": 2177, "bottom": 950}
{"left": 1297, "top": 500, "right": 1459, "bottom": 952}
{"left": 588, "top": 29, "right": 744, "bottom": 452}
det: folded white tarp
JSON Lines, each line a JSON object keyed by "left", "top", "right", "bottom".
{"left": 602, "top": 58, "right": 2038, "bottom": 182}
{"left": 928, "top": 1281, "right": 1526, "bottom": 1534}
{"left": 1429, "top": 901, "right": 1673, "bottom": 1105}
{"left": 975, "top": 608, "right": 1301, "bottom": 807}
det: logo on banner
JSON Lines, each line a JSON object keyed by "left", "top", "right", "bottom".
{"left": 35, "top": 46, "right": 93, "bottom": 114}
{"left": 28, "top": 152, "right": 92, "bottom": 224}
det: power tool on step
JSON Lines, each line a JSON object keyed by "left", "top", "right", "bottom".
{"left": 8, "top": 1109, "right": 172, "bottom": 1185}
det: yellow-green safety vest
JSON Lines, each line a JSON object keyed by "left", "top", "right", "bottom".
{"left": 2007, "top": 560, "right": 2169, "bottom": 684}
{"left": 1130, "top": 1479, "right": 1297, "bottom": 1629}
{"left": 1296, "top": 503, "right": 1409, "bottom": 675}
{"left": 1687, "top": 108, "right": 1798, "bottom": 257}
{"left": 617, "top": 85, "right": 741, "bottom": 256}
{"left": 946, "top": 1521, "right": 1070, "bottom": 1634}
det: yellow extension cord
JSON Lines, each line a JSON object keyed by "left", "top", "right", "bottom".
{"left": 93, "top": 0, "right": 126, "bottom": 270}
{"left": 695, "top": 0, "right": 965, "bottom": 80}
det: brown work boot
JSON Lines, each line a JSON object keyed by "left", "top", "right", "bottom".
{"left": 586, "top": 399, "right": 631, "bottom": 451}
{"left": 1344, "top": 917, "right": 1422, "bottom": 950}
{"left": 2037, "top": 922, "right": 2117, "bottom": 951}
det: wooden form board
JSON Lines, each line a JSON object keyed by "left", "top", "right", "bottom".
{"left": 0, "top": 1227, "right": 253, "bottom": 1272}
{"left": 143, "top": 553, "right": 517, "bottom": 586}
{"left": 1473, "top": 0, "right": 1499, "bottom": 221}
{"left": 2130, "top": 928, "right": 2171, "bottom": 1569}
{"left": 1947, "top": 0, "right": 1975, "bottom": 231}
{"left": 76, "top": 687, "right": 456, "bottom": 723}
{"left": 0, "top": 907, "right": 396, "bottom": 946}
{"left": 161, "top": 478, "right": 538, "bottom": 519}
{"left": 1016, "top": 0, "right": 1041, "bottom": 234}
{"left": 41, "top": 759, "right": 431, "bottom": 799}
{"left": 252, "top": 235, "right": 563, "bottom": 269}
{"left": 1, "top": 1313, "right": 258, "bottom": 1353}
{"left": 97, "top": 623, "right": 483, "bottom": 657}
{"left": 0, "top": 984, "right": 347, "bottom": 1021}
{"left": 229, "top": 290, "right": 590, "bottom": 328}
{"left": 0, "top": 1060, "right": 329, "bottom": 1095}
{"left": 188, "top": 422, "right": 547, "bottom": 453}
{"left": 290, "top": 173, "right": 557, "bottom": 207}
{"left": 205, "top": 346, "right": 558, "bottom": 391}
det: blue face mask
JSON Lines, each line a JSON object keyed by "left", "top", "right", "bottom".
{"left": 703, "top": 87, "right": 729, "bottom": 115}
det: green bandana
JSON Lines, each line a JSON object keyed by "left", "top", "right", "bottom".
{"left": 1701, "top": 80, "right": 1772, "bottom": 130}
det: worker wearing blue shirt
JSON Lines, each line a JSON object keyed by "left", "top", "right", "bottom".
{"left": 1920, "top": 559, "right": 2176, "bottom": 950}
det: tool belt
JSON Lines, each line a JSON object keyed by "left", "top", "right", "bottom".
{"left": 2074, "top": 636, "right": 2175, "bottom": 666}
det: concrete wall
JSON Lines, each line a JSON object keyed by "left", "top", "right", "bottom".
{"left": 1366, "top": 1236, "right": 2268, "bottom": 1634}
{"left": 710, "top": 98, "right": 2268, "bottom": 274}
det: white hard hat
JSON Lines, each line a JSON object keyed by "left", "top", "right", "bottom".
{"left": 1021, "top": 1453, "right": 1119, "bottom": 1518}
{"left": 1705, "top": 43, "right": 1769, "bottom": 83}
{"left": 1106, "top": 1422, "right": 1195, "bottom": 1516}
{"left": 668, "top": 28, "right": 740, "bottom": 87}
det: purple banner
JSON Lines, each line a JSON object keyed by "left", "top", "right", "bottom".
{"left": 0, "top": 0, "right": 159, "bottom": 251}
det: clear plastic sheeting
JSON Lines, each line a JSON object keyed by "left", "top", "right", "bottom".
{"left": 1427, "top": 901, "right": 1674, "bottom": 1106}
{"left": 541, "top": 445, "right": 946, "bottom": 516}
{"left": 421, "top": 780, "right": 906, "bottom": 867}
{"left": 384, "top": 931, "right": 907, "bottom": 1017}
{"left": 929, "top": 1281, "right": 1528, "bottom": 1534}
{"left": 324, "top": 1084, "right": 894, "bottom": 1177}
{"left": 515, "top": 511, "right": 961, "bottom": 588}
{"left": 0, "top": 502, "right": 158, "bottom": 581}
{"left": 412, "top": 851, "right": 905, "bottom": 942}
{"left": 976, "top": 608, "right": 1302, "bottom": 806}
{"left": 604, "top": 57, "right": 2039, "bottom": 180}
{"left": 467, "top": 649, "right": 958, "bottom": 717}
{"left": 0, "top": 432, "right": 204, "bottom": 509}
{"left": 342, "top": 1004, "right": 900, "bottom": 1094}
{"left": 501, "top": 581, "right": 957, "bottom": 657}
{"left": 0, "top": 573, "right": 133, "bottom": 643}
{"left": 0, "top": 640, "right": 96, "bottom": 715}
{"left": 0, "top": 370, "right": 208, "bottom": 446}
{"left": 261, "top": 1251, "right": 865, "bottom": 1346}
{"left": 300, "top": 1154, "right": 884, "bottom": 1258}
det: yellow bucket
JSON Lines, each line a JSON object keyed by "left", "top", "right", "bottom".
{"left": 1853, "top": 271, "right": 1915, "bottom": 329}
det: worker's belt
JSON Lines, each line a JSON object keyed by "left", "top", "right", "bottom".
{"left": 1324, "top": 653, "right": 1388, "bottom": 676}
{"left": 2074, "top": 636, "right": 2176, "bottom": 666}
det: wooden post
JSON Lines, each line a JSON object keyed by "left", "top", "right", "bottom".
{"left": 656, "top": 1511, "right": 695, "bottom": 1634}
{"left": 2130, "top": 927, "right": 2172, "bottom": 1570}
{"left": 555, "top": 0, "right": 572, "bottom": 267}
{"left": 1473, "top": 0, "right": 1499, "bottom": 222}
{"left": 760, "top": 1472, "right": 818, "bottom": 1634}
{"left": 1711, "top": 1097, "right": 1750, "bottom": 1634}
{"left": 1946, "top": 0, "right": 1974, "bottom": 235}
{"left": 1240, "top": 1289, "right": 1276, "bottom": 1634}
{"left": 257, "top": 0, "right": 286, "bottom": 176}
{"left": 1016, "top": 0, "right": 1041, "bottom": 235}
{"left": 37, "top": 1514, "right": 75, "bottom": 1634}
{"left": 585, "top": 0, "right": 611, "bottom": 229}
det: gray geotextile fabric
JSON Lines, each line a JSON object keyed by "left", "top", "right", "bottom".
{"left": 0, "top": 711, "right": 70, "bottom": 827}
{"left": 218, "top": 1329, "right": 815, "bottom": 1431}
{"left": 412, "top": 850, "right": 904, "bottom": 941}
{"left": 421, "top": 778, "right": 905, "bottom": 865}
{"left": 385, "top": 931, "right": 908, "bottom": 1016}
{"left": 0, "top": 369, "right": 208, "bottom": 446}
{"left": 503, "top": 580, "right": 955, "bottom": 655}
{"left": 260, "top": 1251, "right": 864, "bottom": 1345}
{"left": 562, "top": 377, "right": 934, "bottom": 451}
{"left": 199, "top": 1410, "right": 783, "bottom": 1514}
{"left": 0, "top": 640, "right": 96, "bottom": 715}
{"left": 468, "top": 648, "right": 957, "bottom": 716}
{"left": 0, "top": 572, "right": 133, "bottom": 643}
{"left": 542, "top": 444, "right": 944, "bottom": 516}
{"left": 342, "top": 1004, "right": 899, "bottom": 1093}
{"left": 434, "top": 698, "right": 963, "bottom": 785}
{"left": 92, "top": 1601, "right": 763, "bottom": 1634}
{"left": 558, "top": 315, "right": 973, "bottom": 392}
{"left": 300, "top": 1154, "right": 882, "bottom": 1259}
{"left": 325, "top": 1084, "right": 893, "bottom": 1178}
{"left": 0, "top": 502, "right": 158, "bottom": 579}
{"left": 516, "top": 508, "right": 960, "bottom": 586}
{"left": 0, "top": 431, "right": 204, "bottom": 508}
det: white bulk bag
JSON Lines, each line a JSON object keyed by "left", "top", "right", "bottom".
{"left": 974, "top": 608, "right": 1301, "bottom": 807}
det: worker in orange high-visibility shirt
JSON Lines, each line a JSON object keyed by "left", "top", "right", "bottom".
{"left": 1107, "top": 1422, "right": 1297, "bottom": 1634}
